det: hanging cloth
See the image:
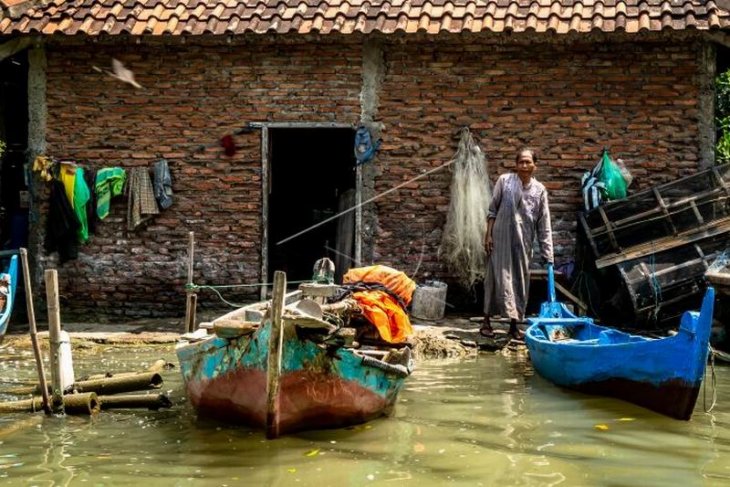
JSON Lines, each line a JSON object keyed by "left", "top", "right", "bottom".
{"left": 127, "top": 167, "right": 159, "bottom": 231}
{"left": 59, "top": 164, "right": 76, "bottom": 207}
{"left": 44, "top": 180, "right": 80, "bottom": 263}
{"left": 83, "top": 168, "right": 97, "bottom": 235}
{"left": 153, "top": 159, "right": 173, "bottom": 209}
{"left": 354, "top": 125, "right": 381, "bottom": 165}
{"left": 73, "top": 167, "right": 91, "bottom": 243}
{"left": 95, "top": 167, "right": 126, "bottom": 219}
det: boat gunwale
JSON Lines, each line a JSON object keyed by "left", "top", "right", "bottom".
{"left": 525, "top": 321, "right": 688, "bottom": 348}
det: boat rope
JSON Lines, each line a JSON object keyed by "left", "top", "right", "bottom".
{"left": 276, "top": 158, "right": 455, "bottom": 246}
{"left": 185, "top": 281, "right": 309, "bottom": 308}
{"left": 704, "top": 346, "right": 718, "bottom": 414}
{"left": 186, "top": 280, "right": 308, "bottom": 291}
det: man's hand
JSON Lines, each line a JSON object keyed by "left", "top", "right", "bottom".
{"left": 485, "top": 235, "right": 494, "bottom": 255}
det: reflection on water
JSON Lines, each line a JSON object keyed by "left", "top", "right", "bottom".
{"left": 1, "top": 346, "right": 730, "bottom": 486}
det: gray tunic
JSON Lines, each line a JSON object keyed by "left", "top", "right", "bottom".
{"left": 484, "top": 172, "right": 554, "bottom": 320}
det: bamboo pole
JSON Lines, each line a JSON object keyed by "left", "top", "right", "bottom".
{"left": 8, "top": 372, "right": 163, "bottom": 396}
{"left": 6, "top": 361, "right": 173, "bottom": 395}
{"left": 19, "top": 248, "right": 50, "bottom": 414}
{"left": 44, "top": 269, "right": 64, "bottom": 415}
{"left": 79, "top": 359, "right": 173, "bottom": 381}
{"left": 184, "top": 232, "right": 197, "bottom": 333}
{"left": 266, "top": 270, "right": 286, "bottom": 439}
{"left": 72, "top": 372, "right": 163, "bottom": 395}
{"left": 98, "top": 393, "right": 173, "bottom": 411}
{"left": 0, "top": 393, "right": 99, "bottom": 415}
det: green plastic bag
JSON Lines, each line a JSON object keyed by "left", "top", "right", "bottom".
{"left": 598, "top": 150, "right": 627, "bottom": 201}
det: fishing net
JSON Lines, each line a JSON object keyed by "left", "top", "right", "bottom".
{"left": 439, "top": 128, "right": 492, "bottom": 289}
{"left": 708, "top": 250, "right": 730, "bottom": 274}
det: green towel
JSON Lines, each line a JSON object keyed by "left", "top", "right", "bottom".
{"left": 95, "top": 167, "right": 126, "bottom": 220}
{"left": 74, "top": 167, "right": 91, "bottom": 243}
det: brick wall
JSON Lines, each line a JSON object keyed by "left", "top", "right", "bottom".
{"left": 34, "top": 36, "right": 704, "bottom": 319}
{"left": 38, "top": 37, "right": 362, "bottom": 319}
{"left": 374, "top": 39, "right": 702, "bottom": 282}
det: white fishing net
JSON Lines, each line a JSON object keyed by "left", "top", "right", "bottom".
{"left": 708, "top": 250, "right": 730, "bottom": 273}
{"left": 439, "top": 128, "right": 492, "bottom": 289}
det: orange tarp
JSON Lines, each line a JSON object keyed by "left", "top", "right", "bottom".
{"left": 351, "top": 290, "right": 413, "bottom": 344}
{"left": 343, "top": 265, "right": 416, "bottom": 306}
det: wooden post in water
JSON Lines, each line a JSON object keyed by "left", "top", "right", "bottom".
{"left": 19, "top": 248, "right": 50, "bottom": 414}
{"left": 266, "top": 270, "right": 286, "bottom": 439}
{"left": 44, "top": 269, "right": 65, "bottom": 414}
{"left": 184, "top": 231, "right": 197, "bottom": 333}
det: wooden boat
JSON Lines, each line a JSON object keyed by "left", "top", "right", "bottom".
{"left": 176, "top": 271, "right": 413, "bottom": 437}
{"left": 0, "top": 253, "right": 19, "bottom": 340}
{"left": 525, "top": 265, "right": 715, "bottom": 420}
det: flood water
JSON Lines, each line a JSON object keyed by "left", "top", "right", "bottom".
{"left": 1, "top": 345, "right": 730, "bottom": 486}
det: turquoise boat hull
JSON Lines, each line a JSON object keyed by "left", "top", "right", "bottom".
{"left": 176, "top": 316, "right": 410, "bottom": 434}
{"left": 525, "top": 265, "right": 715, "bottom": 420}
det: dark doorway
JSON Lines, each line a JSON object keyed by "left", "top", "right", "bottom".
{"left": 0, "top": 49, "right": 29, "bottom": 251}
{"left": 268, "top": 128, "right": 357, "bottom": 285}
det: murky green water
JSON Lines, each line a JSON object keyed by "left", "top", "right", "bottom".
{"left": 1, "top": 345, "right": 730, "bottom": 486}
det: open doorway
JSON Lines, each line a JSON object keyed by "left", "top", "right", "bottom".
{"left": 268, "top": 127, "right": 357, "bottom": 285}
{"left": 0, "top": 49, "right": 29, "bottom": 251}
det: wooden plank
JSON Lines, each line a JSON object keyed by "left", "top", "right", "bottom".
{"left": 185, "top": 232, "right": 197, "bottom": 333}
{"left": 266, "top": 271, "right": 286, "bottom": 439}
{"left": 587, "top": 189, "right": 726, "bottom": 238}
{"left": 260, "top": 126, "right": 270, "bottom": 301}
{"left": 706, "top": 271, "right": 730, "bottom": 286}
{"left": 44, "top": 270, "right": 64, "bottom": 415}
{"left": 553, "top": 281, "right": 588, "bottom": 316}
{"left": 595, "top": 218, "right": 730, "bottom": 269}
{"left": 652, "top": 187, "right": 677, "bottom": 234}
{"left": 597, "top": 206, "right": 620, "bottom": 251}
{"left": 688, "top": 199, "right": 704, "bottom": 226}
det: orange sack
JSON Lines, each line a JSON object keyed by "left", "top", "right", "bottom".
{"left": 351, "top": 290, "right": 413, "bottom": 344}
{"left": 343, "top": 265, "right": 416, "bottom": 306}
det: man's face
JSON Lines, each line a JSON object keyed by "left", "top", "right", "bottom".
{"left": 516, "top": 152, "right": 536, "bottom": 179}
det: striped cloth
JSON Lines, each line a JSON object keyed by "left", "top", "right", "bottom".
{"left": 127, "top": 167, "right": 159, "bottom": 231}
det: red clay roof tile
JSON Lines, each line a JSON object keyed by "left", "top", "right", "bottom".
{"left": 1, "top": 0, "right": 728, "bottom": 36}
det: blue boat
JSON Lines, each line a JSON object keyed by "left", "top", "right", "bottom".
{"left": 176, "top": 271, "right": 412, "bottom": 437}
{"left": 525, "top": 265, "right": 715, "bottom": 420}
{"left": 0, "top": 253, "right": 19, "bottom": 341}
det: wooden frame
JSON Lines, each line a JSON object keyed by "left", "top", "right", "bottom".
{"left": 254, "top": 122, "right": 358, "bottom": 300}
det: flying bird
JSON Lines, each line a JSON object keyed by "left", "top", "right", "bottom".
{"left": 93, "top": 58, "right": 143, "bottom": 89}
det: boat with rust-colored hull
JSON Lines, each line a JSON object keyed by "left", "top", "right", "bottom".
{"left": 525, "top": 265, "right": 715, "bottom": 420}
{"left": 176, "top": 271, "right": 412, "bottom": 436}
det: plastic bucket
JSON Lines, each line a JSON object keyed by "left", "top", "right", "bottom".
{"left": 411, "top": 281, "right": 448, "bottom": 321}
